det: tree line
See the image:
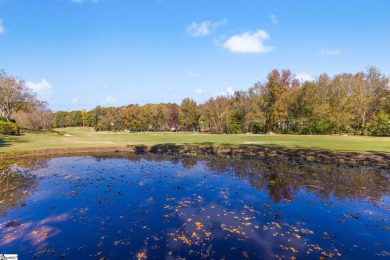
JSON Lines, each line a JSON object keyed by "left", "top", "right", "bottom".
{"left": 1, "top": 67, "right": 390, "bottom": 136}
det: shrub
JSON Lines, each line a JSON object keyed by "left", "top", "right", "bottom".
{"left": 0, "top": 121, "right": 20, "bottom": 135}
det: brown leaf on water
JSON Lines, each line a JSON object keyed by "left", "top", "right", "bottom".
{"left": 195, "top": 221, "right": 203, "bottom": 230}
{"left": 137, "top": 251, "right": 147, "bottom": 260}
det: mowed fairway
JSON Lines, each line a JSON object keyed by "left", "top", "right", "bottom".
{"left": 0, "top": 127, "right": 389, "bottom": 154}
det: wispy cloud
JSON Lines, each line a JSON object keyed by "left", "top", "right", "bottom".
{"left": 71, "top": 0, "right": 99, "bottom": 4}
{"left": 220, "top": 86, "right": 234, "bottom": 96}
{"left": 0, "top": 19, "right": 5, "bottom": 35}
{"left": 269, "top": 14, "right": 278, "bottom": 24}
{"left": 223, "top": 30, "right": 274, "bottom": 53}
{"left": 296, "top": 73, "right": 314, "bottom": 82}
{"left": 71, "top": 98, "right": 78, "bottom": 104}
{"left": 194, "top": 88, "right": 204, "bottom": 94}
{"left": 319, "top": 49, "right": 341, "bottom": 56}
{"left": 187, "top": 18, "right": 228, "bottom": 37}
{"left": 186, "top": 70, "right": 198, "bottom": 77}
{"left": 26, "top": 79, "right": 52, "bottom": 100}
{"left": 102, "top": 96, "right": 117, "bottom": 104}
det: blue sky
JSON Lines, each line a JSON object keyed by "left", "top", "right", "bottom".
{"left": 1, "top": 0, "right": 389, "bottom": 111}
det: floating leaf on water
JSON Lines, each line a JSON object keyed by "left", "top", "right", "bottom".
{"left": 293, "top": 234, "right": 301, "bottom": 239}
{"left": 195, "top": 222, "right": 203, "bottom": 230}
{"left": 342, "top": 213, "right": 359, "bottom": 219}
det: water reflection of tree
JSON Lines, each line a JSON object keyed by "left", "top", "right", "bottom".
{"left": 0, "top": 160, "right": 47, "bottom": 216}
{"left": 93, "top": 154, "right": 389, "bottom": 203}
{"left": 205, "top": 158, "right": 390, "bottom": 203}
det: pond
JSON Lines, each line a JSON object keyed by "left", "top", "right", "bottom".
{"left": 0, "top": 155, "right": 389, "bottom": 259}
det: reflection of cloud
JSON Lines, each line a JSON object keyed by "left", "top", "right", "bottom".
{"left": 223, "top": 30, "right": 274, "bottom": 53}
{"left": 0, "top": 213, "right": 69, "bottom": 250}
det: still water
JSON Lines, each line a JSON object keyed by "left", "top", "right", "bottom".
{"left": 0, "top": 155, "right": 389, "bottom": 259}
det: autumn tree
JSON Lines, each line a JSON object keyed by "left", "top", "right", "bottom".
{"left": 149, "top": 104, "right": 169, "bottom": 131}
{"left": 353, "top": 67, "right": 389, "bottom": 134}
{"left": 201, "top": 96, "right": 230, "bottom": 133}
{"left": 80, "top": 109, "right": 87, "bottom": 127}
{"left": 168, "top": 103, "right": 179, "bottom": 130}
{"left": 0, "top": 71, "right": 39, "bottom": 122}
{"left": 260, "top": 69, "right": 297, "bottom": 133}
{"left": 123, "top": 105, "right": 143, "bottom": 131}
{"left": 13, "top": 101, "right": 53, "bottom": 130}
{"left": 180, "top": 98, "right": 199, "bottom": 131}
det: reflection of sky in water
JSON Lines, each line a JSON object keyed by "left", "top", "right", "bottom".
{"left": 0, "top": 156, "right": 389, "bottom": 259}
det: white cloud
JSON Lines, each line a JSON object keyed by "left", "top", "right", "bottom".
{"left": 71, "top": 98, "right": 78, "bottom": 104}
{"left": 270, "top": 14, "right": 278, "bottom": 24}
{"left": 296, "top": 73, "right": 314, "bottom": 82}
{"left": 223, "top": 30, "right": 274, "bottom": 53}
{"left": 166, "top": 86, "right": 174, "bottom": 91}
{"left": 187, "top": 18, "right": 228, "bottom": 37}
{"left": 102, "top": 96, "right": 116, "bottom": 104}
{"left": 319, "top": 49, "right": 341, "bottom": 56}
{"left": 195, "top": 88, "right": 204, "bottom": 94}
{"left": 221, "top": 86, "right": 235, "bottom": 96}
{"left": 26, "top": 79, "right": 52, "bottom": 100}
{"left": 26, "top": 79, "right": 51, "bottom": 92}
{"left": 186, "top": 70, "right": 198, "bottom": 77}
{"left": 0, "top": 19, "right": 5, "bottom": 35}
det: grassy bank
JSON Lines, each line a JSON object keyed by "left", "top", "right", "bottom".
{"left": 0, "top": 127, "right": 389, "bottom": 154}
{"left": 1, "top": 127, "right": 390, "bottom": 168}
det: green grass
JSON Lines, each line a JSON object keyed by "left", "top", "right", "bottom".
{"left": 1, "top": 127, "right": 389, "bottom": 154}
